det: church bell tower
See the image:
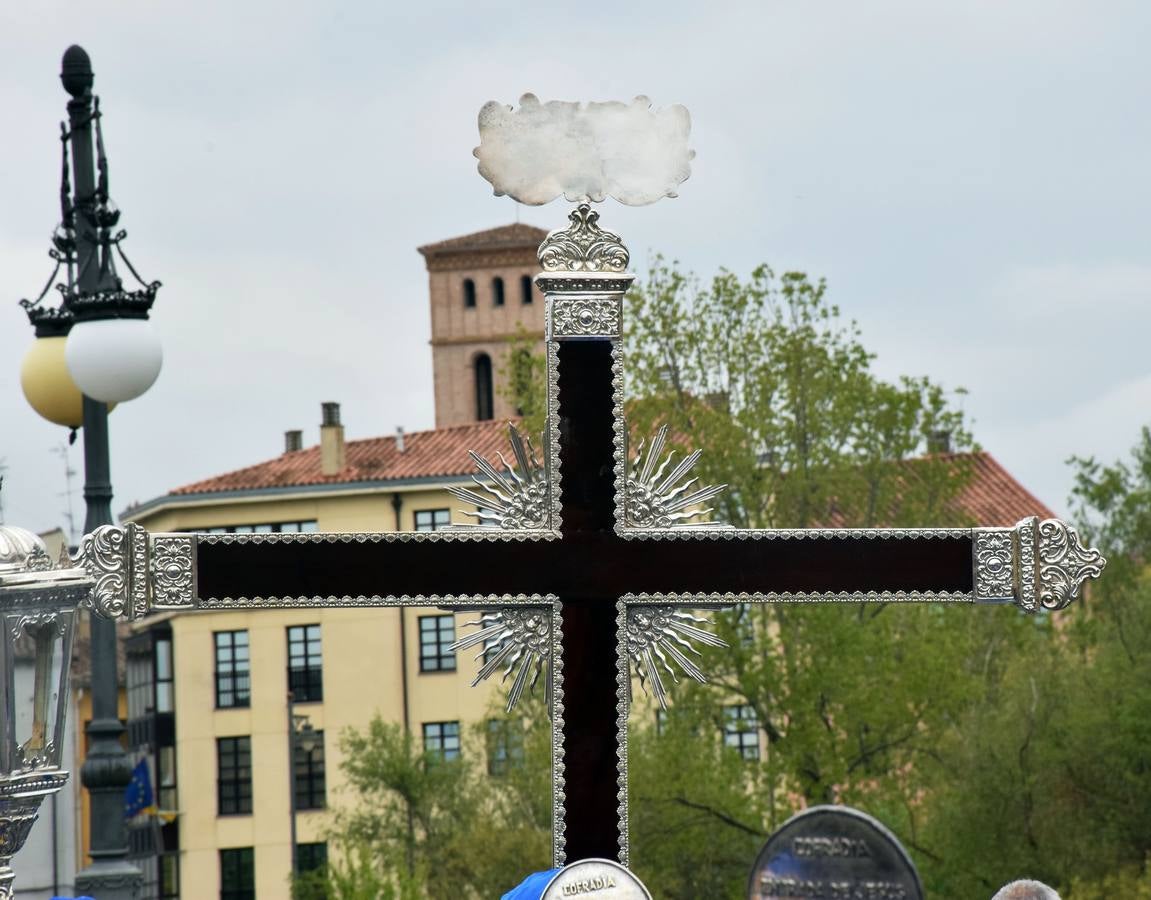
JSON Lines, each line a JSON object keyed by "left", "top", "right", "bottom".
{"left": 418, "top": 223, "right": 548, "bottom": 427}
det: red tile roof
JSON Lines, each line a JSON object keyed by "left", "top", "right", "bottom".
{"left": 417, "top": 223, "right": 548, "bottom": 257}
{"left": 950, "top": 450, "right": 1056, "bottom": 525}
{"left": 162, "top": 419, "right": 1052, "bottom": 528}
{"left": 169, "top": 420, "right": 517, "bottom": 496}
{"left": 821, "top": 450, "right": 1055, "bottom": 528}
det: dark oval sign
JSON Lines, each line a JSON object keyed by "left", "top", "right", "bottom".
{"left": 748, "top": 805, "right": 924, "bottom": 900}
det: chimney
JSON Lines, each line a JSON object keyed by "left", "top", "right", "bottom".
{"left": 320, "top": 402, "right": 346, "bottom": 475}
{"left": 284, "top": 430, "right": 303, "bottom": 454}
{"left": 395, "top": 426, "right": 405, "bottom": 454}
{"left": 927, "top": 430, "right": 952, "bottom": 455}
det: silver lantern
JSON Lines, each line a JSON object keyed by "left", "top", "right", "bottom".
{"left": 0, "top": 524, "right": 90, "bottom": 898}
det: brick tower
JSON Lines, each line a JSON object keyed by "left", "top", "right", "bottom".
{"left": 418, "top": 223, "right": 548, "bottom": 427}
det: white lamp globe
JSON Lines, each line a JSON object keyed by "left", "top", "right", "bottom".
{"left": 65, "top": 317, "right": 163, "bottom": 403}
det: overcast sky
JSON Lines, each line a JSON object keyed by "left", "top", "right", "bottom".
{"left": 1, "top": 1, "right": 1148, "bottom": 535}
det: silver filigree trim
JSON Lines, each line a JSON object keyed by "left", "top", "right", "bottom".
{"left": 551, "top": 297, "right": 622, "bottom": 338}
{"left": 623, "top": 424, "right": 728, "bottom": 529}
{"left": 79, "top": 525, "right": 131, "bottom": 619}
{"left": 626, "top": 606, "right": 728, "bottom": 711}
{"left": 538, "top": 204, "right": 629, "bottom": 272}
{"left": 623, "top": 590, "right": 973, "bottom": 606}
{"left": 446, "top": 424, "right": 549, "bottom": 530}
{"left": 615, "top": 599, "right": 630, "bottom": 866}
{"left": 449, "top": 607, "right": 552, "bottom": 713}
{"left": 973, "top": 528, "right": 1014, "bottom": 602}
{"left": 551, "top": 600, "right": 566, "bottom": 866}
{"left": 150, "top": 536, "right": 196, "bottom": 610}
{"left": 1037, "top": 518, "right": 1106, "bottom": 611}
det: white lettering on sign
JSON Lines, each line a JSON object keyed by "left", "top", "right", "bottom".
{"left": 792, "top": 837, "right": 872, "bottom": 858}
{"left": 760, "top": 876, "right": 908, "bottom": 899}
{"left": 561, "top": 873, "right": 618, "bottom": 895}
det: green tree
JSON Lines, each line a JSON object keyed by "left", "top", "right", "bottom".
{"left": 309, "top": 695, "right": 552, "bottom": 899}
{"left": 499, "top": 324, "right": 548, "bottom": 437}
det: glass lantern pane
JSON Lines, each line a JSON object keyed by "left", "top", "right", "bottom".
{"left": 14, "top": 611, "right": 73, "bottom": 768}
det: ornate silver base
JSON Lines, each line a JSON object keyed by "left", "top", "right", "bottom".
{"left": 0, "top": 769, "right": 68, "bottom": 900}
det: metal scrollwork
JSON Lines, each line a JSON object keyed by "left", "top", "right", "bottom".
{"left": 537, "top": 204, "right": 629, "bottom": 273}
{"left": 1037, "top": 518, "right": 1106, "bottom": 611}
{"left": 151, "top": 537, "right": 195, "bottom": 609}
{"left": 973, "top": 528, "right": 1014, "bottom": 601}
{"left": 551, "top": 297, "right": 622, "bottom": 337}
{"left": 624, "top": 424, "right": 728, "bottom": 529}
{"left": 447, "top": 424, "right": 550, "bottom": 530}
{"left": 79, "top": 525, "right": 129, "bottom": 619}
{"left": 450, "top": 607, "right": 553, "bottom": 713}
{"left": 625, "top": 605, "right": 727, "bottom": 710}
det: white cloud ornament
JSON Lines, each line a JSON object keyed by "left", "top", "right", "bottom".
{"left": 474, "top": 94, "right": 694, "bottom": 207}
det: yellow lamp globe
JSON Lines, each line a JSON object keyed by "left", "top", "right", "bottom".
{"left": 20, "top": 336, "right": 113, "bottom": 428}
{"left": 21, "top": 336, "right": 84, "bottom": 428}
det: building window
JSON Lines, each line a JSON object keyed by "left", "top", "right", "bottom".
{"left": 217, "top": 737, "right": 253, "bottom": 815}
{"left": 127, "top": 634, "right": 175, "bottom": 719}
{"left": 220, "top": 847, "right": 255, "bottom": 900}
{"left": 475, "top": 353, "right": 494, "bottom": 420}
{"left": 156, "top": 637, "right": 174, "bottom": 713}
{"left": 463, "top": 278, "right": 477, "bottom": 308}
{"left": 126, "top": 651, "right": 152, "bottom": 720}
{"left": 204, "top": 520, "right": 317, "bottom": 534}
{"left": 298, "top": 842, "right": 328, "bottom": 874}
{"left": 414, "top": 509, "right": 451, "bottom": 532}
{"left": 521, "top": 274, "right": 533, "bottom": 304}
{"left": 288, "top": 624, "right": 323, "bottom": 703}
{"left": 214, "top": 631, "right": 250, "bottom": 709}
{"left": 295, "top": 729, "right": 326, "bottom": 810}
{"left": 159, "top": 853, "right": 180, "bottom": 899}
{"left": 492, "top": 276, "right": 505, "bottom": 306}
{"left": 487, "top": 719, "right": 524, "bottom": 775}
{"left": 723, "top": 704, "right": 760, "bottom": 761}
{"left": 157, "top": 744, "right": 178, "bottom": 811}
{"left": 419, "top": 614, "right": 456, "bottom": 672}
{"left": 423, "top": 721, "right": 461, "bottom": 761}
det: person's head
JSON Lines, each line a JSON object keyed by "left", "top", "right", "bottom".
{"left": 991, "top": 880, "right": 1061, "bottom": 900}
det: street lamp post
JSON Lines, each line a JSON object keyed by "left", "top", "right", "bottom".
{"left": 287, "top": 693, "right": 318, "bottom": 883}
{"left": 17, "top": 45, "right": 163, "bottom": 899}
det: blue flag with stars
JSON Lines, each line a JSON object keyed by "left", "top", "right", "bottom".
{"left": 124, "top": 758, "right": 154, "bottom": 818}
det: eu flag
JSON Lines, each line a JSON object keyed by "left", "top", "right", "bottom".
{"left": 124, "top": 758, "right": 154, "bottom": 818}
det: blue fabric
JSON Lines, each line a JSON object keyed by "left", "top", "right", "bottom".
{"left": 502, "top": 868, "right": 563, "bottom": 900}
{"left": 124, "top": 757, "right": 154, "bottom": 818}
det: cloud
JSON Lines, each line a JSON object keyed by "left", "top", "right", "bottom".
{"left": 474, "top": 94, "right": 694, "bottom": 207}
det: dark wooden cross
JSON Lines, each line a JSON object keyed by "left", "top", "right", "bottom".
{"left": 76, "top": 204, "right": 1105, "bottom": 867}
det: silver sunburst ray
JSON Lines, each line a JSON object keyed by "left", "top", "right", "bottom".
{"left": 626, "top": 606, "right": 729, "bottom": 711}
{"left": 446, "top": 423, "right": 547, "bottom": 530}
{"left": 624, "top": 423, "right": 728, "bottom": 528}
{"left": 449, "top": 609, "right": 551, "bottom": 713}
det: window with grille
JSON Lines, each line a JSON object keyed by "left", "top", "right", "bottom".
{"left": 295, "top": 729, "right": 326, "bottom": 810}
{"left": 204, "top": 520, "right": 316, "bottom": 534}
{"left": 418, "top": 615, "right": 456, "bottom": 672}
{"left": 463, "top": 278, "right": 477, "bottom": 308}
{"left": 217, "top": 737, "right": 252, "bottom": 815}
{"left": 220, "top": 847, "right": 254, "bottom": 900}
{"left": 422, "top": 721, "right": 461, "bottom": 762}
{"left": 298, "top": 842, "right": 328, "bottom": 874}
{"left": 723, "top": 704, "right": 760, "bottom": 761}
{"left": 486, "top": 719, "right": 524, "bottom": 775}
{"left": 492, "top": 276, "right": 505, "bottom": 306}
{"left": 214, "top": 631, "right": 250, "bottom": 709}
{"left": 413, "top": 509, "right": 451, "bottom": 532}
{"left": 287, "top": 624, "right": 323, "bottom": 703}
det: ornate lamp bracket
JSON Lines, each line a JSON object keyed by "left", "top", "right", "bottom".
{"left": 973, "top": 517, "right": 1106, "bottom": 612}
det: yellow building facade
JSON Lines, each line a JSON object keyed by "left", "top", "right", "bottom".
{"left": 120, "top": 223, "right": 547, "bottom": 899}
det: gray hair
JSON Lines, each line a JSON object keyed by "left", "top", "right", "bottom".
{"left": 991, "top": 880, "right": 1061, "bottom": 900}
